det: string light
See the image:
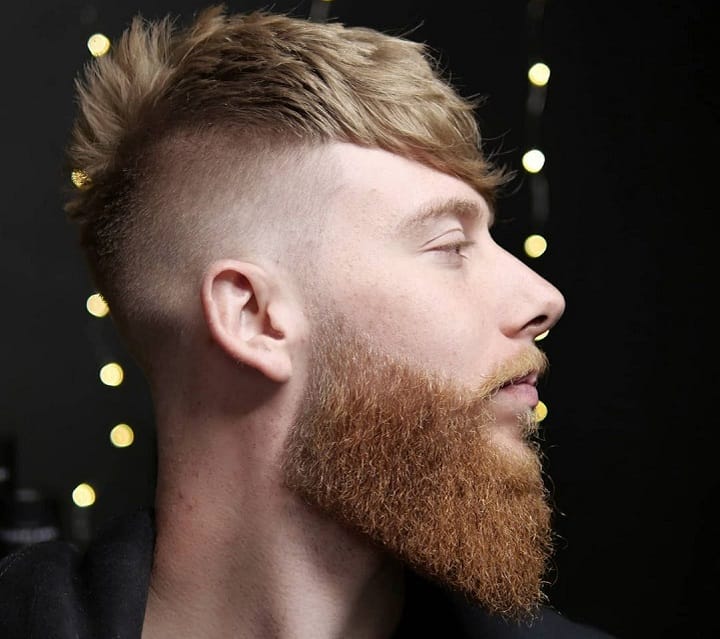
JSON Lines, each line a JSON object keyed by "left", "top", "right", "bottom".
{"left": 526, "top": 2, "right": 552, "bottom": 426}
{"left": 528, "top": 62, "right": 551, "bottom": 87}
{"left": 86, "top": 293, "right": 109, "bottom": 318}
{"left": 99, "top": 362, "right": 124, "bottom": 387}
{"left": 87, "top": 33, "right": 111, "bottom": 57}
{"left": 524, "top": 233, "right": 548, "bottom": 258}
{"left": 534, "top": 400, "right": 548, "bottom": 422}
{"left": 72, "top": 483, "right": 96, "bottom": 507}
{"left": 522, "top": 149, "right": 545, "bottom": 173}
{"left": 309, "top": 0, "right": 333, "bottom": 22}
{"left": 110, "top": 424, "right": 134, "bottom": 448}
{"left": 70, "top": 169, "right": 91, "bottom": 189}
{"left": 525, "top": 0, "right": 551, "bottom": 242}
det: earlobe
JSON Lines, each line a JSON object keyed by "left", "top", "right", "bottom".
{"left": 201, "top": 260, "right": 293, "bottom": 383}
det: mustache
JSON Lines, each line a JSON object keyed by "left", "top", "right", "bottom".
{"left": 308, "top": 330, "right": 550, "bottom": 420}
{"left": 476, "top": 346, "right": 550, "bottom": 398}
{"left": 308, "top": 313, "right": 550, "bottom": 401}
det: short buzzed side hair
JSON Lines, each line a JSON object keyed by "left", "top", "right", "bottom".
{"left": 64, "top": 5, "right": 509, "bottom": 362}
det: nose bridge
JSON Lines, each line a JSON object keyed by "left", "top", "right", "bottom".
{"left": 495, "top": 244, "right": 566, "bottom": 336}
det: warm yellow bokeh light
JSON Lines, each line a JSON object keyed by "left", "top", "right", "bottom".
{"left": 534, "top": 400, "right": 548, "bottom": 422}
{"left": 534, "top": 329, "right": 550, "bottom": 342}
{"left": 87, "top": 33, "right": 111, "bottom": 57}
{"left": 524, "top": 234, "right": 548, "bottom": 258}
{"left": 110, "top": 423, "right": 135, "bottom": 448}
{"left": 528, "top": 62, "right": 551, "bottom": 86}
{"left": 99, "top": 362, "right": 124, "bottom": 387}
{"left": 86, "top": 293, "right": 109, "bottom": 318}
{"left": 522, "top": 149, "right": 546, "bottom": 173}
{"left": 70, "top": 169, "right": 91, "bottom": 189}
{"left": 72, "top": 483, "right": 96, "bottom": 507}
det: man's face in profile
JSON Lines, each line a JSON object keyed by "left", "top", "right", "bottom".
{"left": 282, "top": 144, "right": 565, "bottom": 618}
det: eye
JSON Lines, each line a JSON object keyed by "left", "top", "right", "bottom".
{"left": 450, "top": 240, "right": 473, "bottom": 255}
{"left": 442, "top": 240, "right": 473, "bottom": 256}
{"left": 430, "top": 240, "right": 474, "bottom": 264}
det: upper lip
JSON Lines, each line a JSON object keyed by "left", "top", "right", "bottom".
{"left": 502, "top": 372, "right": 538, "bottom": 388}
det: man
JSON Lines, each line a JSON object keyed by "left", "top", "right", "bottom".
{"left": 0, "top": 6, "right": 615, "bottom": 638}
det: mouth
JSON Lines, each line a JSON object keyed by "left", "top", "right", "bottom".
{"left": 496, "top": 372, "right": 540, "bottom": 407}
{"left": 501, "top": 372, "right": 538, "bottom": 389}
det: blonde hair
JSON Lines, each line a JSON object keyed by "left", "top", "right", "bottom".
{"left": 64, "top": 5, "right": 509, "bottom": 357}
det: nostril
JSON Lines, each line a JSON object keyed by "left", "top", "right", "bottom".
{"left": 528, "top": 314, "right": 549, "bottom": 333}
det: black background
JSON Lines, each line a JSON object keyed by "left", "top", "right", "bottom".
{"left": 0, "top": 1, "right": 716, "bottom": 637}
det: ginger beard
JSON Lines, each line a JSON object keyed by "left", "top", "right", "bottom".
{"left": 282, "top": 321, "right": 555, "bottom": 619}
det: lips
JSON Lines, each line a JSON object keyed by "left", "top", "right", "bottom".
{"left": 500, "top": 371, "right": 538, "bottom": 388}
{"left": 497, "top": 373, "right": 539, "bottom": 407}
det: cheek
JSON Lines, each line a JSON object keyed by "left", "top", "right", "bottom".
{"left": 336, "top": 275, "right": 494, "bottom": 382}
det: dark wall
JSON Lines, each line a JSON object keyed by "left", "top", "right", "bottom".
{"left": 0, "top": 2, "right": 715, "bottom": 637}
{"left": 532, "top": 3, "right": 715, "bottom": 637}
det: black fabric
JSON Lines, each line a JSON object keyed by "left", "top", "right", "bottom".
{"left": 0, "top": 508, "right": 615, "bottom": 638}
{"left": 395, "top": 570, "right": 616, "bottom": 638}
{"left": 0, "top": 509, "right": 153, "bottom": 639}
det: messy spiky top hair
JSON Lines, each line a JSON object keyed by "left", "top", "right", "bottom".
{"left": 64, "top": 4, "right": 509, "bottom": 361}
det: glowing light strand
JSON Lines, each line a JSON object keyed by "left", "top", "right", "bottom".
{"left": 308, "top": 0, "right": 333, "bottom": 22}
{"left": 526, "top": 0, "right": 551, "bottom": 232}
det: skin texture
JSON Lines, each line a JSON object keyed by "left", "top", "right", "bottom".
{"left": 307, "top": 144, "right": 563, "bottom": 395}
{"left": 142, "top": 142, "right": 565, "bottom": 639}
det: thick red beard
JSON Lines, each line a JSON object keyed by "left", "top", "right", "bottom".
{"left": 282, "top": 321, "right": 554, "bottom": 620}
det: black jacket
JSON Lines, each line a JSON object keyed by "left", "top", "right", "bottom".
{"left": 0, "top": 508, "right": 615, "bottom": 638}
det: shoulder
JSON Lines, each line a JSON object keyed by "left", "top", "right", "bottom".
{"left": 398, "top": 571, "right": 617, "bottom": 639}
{"left": 0, "top": 538, "right": 90, "bottom": 638}
{"left": 0, "top": 507, "right": 155, "bottom": 639}
{"left": 467, "top": 606, "right": 617, "bottom": 639}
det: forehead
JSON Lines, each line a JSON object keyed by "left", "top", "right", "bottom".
{"left": 322, "top": 143, "right": 491, "bottom": 235}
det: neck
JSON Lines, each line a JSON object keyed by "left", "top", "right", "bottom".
{"left": 143, "top": 410, "right": 404, "bottom": 639}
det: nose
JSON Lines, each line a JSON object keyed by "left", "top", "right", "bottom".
{"left": 497, "top": 247, "right": 566, "bottom": 340}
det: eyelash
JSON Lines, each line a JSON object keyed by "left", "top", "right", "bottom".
{"left": 439, "top": 240, "right": 474, "bottom": 258}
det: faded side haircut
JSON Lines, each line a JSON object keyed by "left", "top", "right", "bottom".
{"left": 63, "top": 4, "right": 510, "bottom": 362}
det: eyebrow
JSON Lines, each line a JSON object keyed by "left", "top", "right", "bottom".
{"left": 393, "top": 196, "right": 494, "bottom": 236}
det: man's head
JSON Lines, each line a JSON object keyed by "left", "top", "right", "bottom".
{"left": 64, "top": 5, "right": 507, "bottom": 369}
{"left": 64, "top": 4, "right": 565, "bottom": 621}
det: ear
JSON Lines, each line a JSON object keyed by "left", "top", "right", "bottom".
{"left": 201, "top": 259, "right": 296, "bottom": 383}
